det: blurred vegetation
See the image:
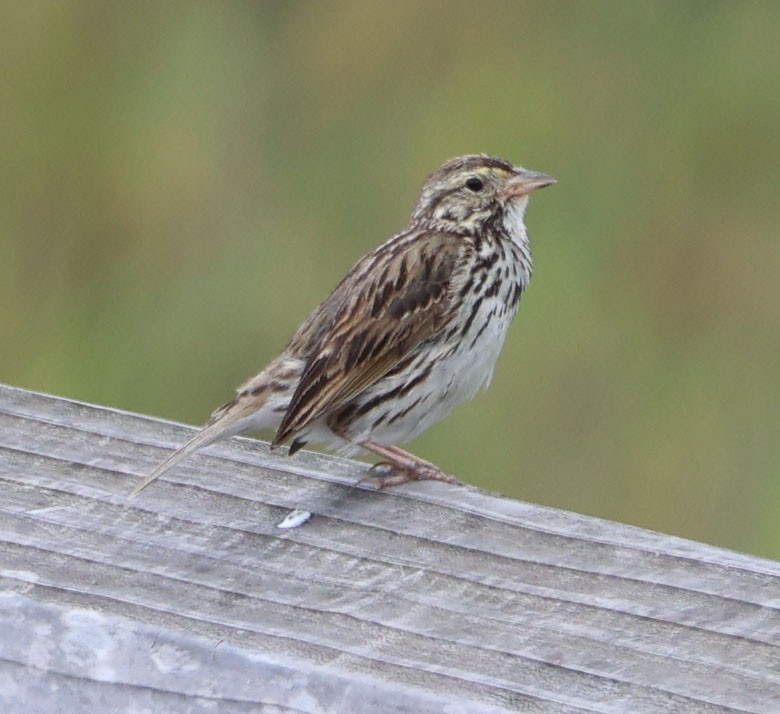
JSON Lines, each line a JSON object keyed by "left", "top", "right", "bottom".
{"left": 2, "top": 2, "right": 779, "bottom": 558}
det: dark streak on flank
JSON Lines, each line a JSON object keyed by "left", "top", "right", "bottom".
{"left": 340, "top": 361, "right": 434, "bottom": 422}
{"left": 386, "top": 395, "right": 424, "bottom": 425}
{"left": 483, "top": 276, "right": 501, "bottom": 299}
{"left": 468, "top": 314, "right": 492, "bottom": 349}
{"left": 510, "top": 283, "right": 523, "bottom": 309}
{"left": 460, "top": 296, "right": 484, "bottom": 337}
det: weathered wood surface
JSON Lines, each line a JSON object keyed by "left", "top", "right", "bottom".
{"left": 1, "top": 383, "right": 779, "bottom": 714}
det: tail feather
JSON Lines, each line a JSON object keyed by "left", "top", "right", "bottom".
{"left": 129, "top": 359, "right": 300, "bottom": 498}
{"left": 129, "top": 397, "right": 260, "bottom": 498}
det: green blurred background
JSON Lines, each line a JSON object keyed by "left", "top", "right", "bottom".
{"left": 3, "top": 2, "right": 779, "bottom": 558}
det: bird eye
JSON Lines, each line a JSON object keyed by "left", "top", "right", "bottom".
{"left": 465, "top": 176, "right": 484, "bottom": 192}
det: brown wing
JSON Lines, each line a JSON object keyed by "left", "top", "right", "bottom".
{"left": 273, "top": 230, "right": 470, "bottom": 445}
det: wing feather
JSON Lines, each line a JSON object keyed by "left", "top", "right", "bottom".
{"left": 273, "top": 230, "right": 469, "bottom": 445}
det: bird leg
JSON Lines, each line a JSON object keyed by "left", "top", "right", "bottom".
{"left": 358, "top": 441, "right": 463, "bottom": 489}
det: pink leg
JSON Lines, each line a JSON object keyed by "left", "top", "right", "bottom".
{"left": 358, "top": 441, "right": 463, "bottom": 489}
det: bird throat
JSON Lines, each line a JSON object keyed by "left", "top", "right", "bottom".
{"left": 502, "top": 197, "right": 531, "bottom": 250}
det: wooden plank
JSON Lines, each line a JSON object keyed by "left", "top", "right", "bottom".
{"left": 1, "top": 383, "right": 779, "bottom": 713}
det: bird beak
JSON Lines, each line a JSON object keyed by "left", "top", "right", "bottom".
{"left": 501, "top": 170, "right": 556, "bottom": 199}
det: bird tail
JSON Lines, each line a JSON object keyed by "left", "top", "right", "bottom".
{"left": 129, "top": 357, "right": 301, "bottom": 498}
{"left": 128, "top": 398, "right": 256, "bottom": 499}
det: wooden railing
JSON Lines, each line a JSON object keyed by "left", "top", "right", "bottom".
{"left": 1, "top": 384, "right": 778, "bottom": 713}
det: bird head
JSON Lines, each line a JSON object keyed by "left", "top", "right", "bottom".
{"left": 412, "top": 154, "right": 555, "bottom": 234}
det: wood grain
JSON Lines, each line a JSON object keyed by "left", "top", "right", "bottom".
{"left": 1, "top": 384, "right": 779, "bottom": 713}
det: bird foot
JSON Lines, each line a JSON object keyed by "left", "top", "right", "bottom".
{"left": 358, "top": 454, "right": 463, "bottom": 490}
